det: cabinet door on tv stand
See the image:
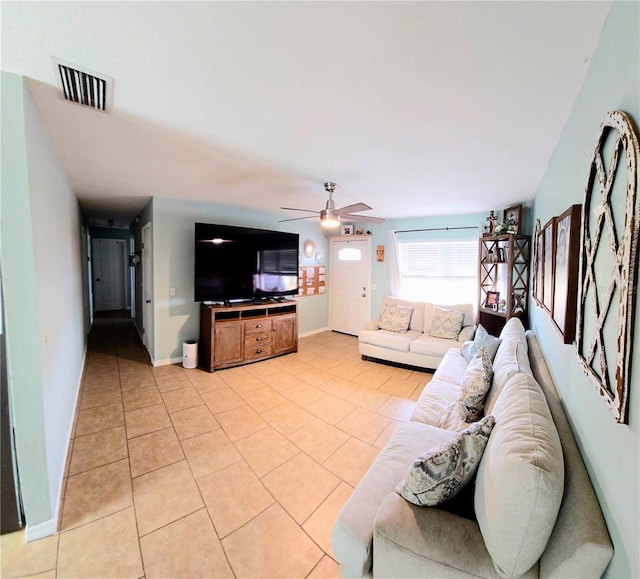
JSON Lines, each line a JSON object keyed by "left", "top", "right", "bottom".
{"left": 213, "top": 322, "right": 244, "bottom": 367}
{"left": 273, "top": 314, "right": 298, "bottom": 354}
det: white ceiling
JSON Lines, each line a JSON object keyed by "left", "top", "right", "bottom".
{"left": 2, "top": 1, "right": 612, "bottom": 226}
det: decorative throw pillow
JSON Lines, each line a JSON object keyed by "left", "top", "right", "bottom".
{"left": 459, "top": 348, "right": 494, "bottom": 422}
{"left": 461, "top": 324, "right": 501, "bottom": 363}
{"left": 396, "top": 415, "right": 495, "bottom": 507}
{"left": 379, "top": 303, "right": 414, "bottom": 333}
{"left": 429, "top": 307, "right": 465, "bottom": 339}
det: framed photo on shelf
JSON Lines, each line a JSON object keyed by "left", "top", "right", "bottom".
{"left": 542, "top": 218, "right": 555, "bottom": 314}
{"left": 342, "top": 224, "right": 354, "bottom": 235}
{"left": 485, "top": 291, "right": 500, "bottom": 309}
{"left": 504, "top": 204, "right": 523, "bottom": 233}
{"left": 552, "top": 204, "right": 581, "bottom": 343}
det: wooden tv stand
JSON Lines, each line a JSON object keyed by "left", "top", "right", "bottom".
{"left": 199, "top": 300, "right": 298, "bottom": 372}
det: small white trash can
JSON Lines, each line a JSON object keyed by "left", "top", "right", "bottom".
{"left": 183, "top": 340, "right": 198, "bottom": 369}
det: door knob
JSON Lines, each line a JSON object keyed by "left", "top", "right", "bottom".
{"left": 96, "top": 278, "right": 101, "bottom": 282}
{"left": 362, "top": 293, "right": 366, "bottom": 297}
{"left": 146, "top": 299, "right": 151, "bottom": 304}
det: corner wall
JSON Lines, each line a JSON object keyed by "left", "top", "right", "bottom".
{"left": 530, "top": 2, "right": 639, "bottom": 576}
{"left": 1, "top": 73, "right": 86, "bottom": 537}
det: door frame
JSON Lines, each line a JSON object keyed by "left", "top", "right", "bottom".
{"left": 141, "top": 222, "right": 154, "bottom": 360}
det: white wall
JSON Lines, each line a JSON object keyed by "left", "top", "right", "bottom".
{"left": 0, "top": 73, "right": 86, "bottom": 536}
{"left": 530, "top": 2, "right": 639, "bottom": 576}
{"left": 24, "top": 79, "right": 86, "bottom": 521}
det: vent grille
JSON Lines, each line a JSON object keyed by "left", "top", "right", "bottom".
{"left": 53, "top": 60, "right": 112, "bottom": 112}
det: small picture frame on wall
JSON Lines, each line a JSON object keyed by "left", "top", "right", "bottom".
{"left": 342, "top": 224, "right": 354, "bottom": 235}
{"left": 552, "top": 204, "right": 581, "bottom": 343}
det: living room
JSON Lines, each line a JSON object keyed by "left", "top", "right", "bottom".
{"left": 1, "top": 1, "right": 638, "bottom": 577}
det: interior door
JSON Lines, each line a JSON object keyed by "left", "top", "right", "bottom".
{"left": 329, "top": 237, "right": 372, "bottom": 335}
{"left": 141, "top": 223, "right": 154, "bottom": 357}
{"left": 92, "top": 238, "right": 126, "bottom": 311}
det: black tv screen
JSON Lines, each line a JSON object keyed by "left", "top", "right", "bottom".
{"left": 194, "top": 223, "right": 299, "bottom": 303}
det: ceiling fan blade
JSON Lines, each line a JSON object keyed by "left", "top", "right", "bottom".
{"left": 340, "top": 213, "right": 386, "bottom": 224}
{"left": 335, "top": 202, "right": 372, "bottom": 214}
{"left": 280, "top": 207, "right": 320, "bottom": 214}
{"left": 278, "top": 215, "right": 317, "bottom": 223}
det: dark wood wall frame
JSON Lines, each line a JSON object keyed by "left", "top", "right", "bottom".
{"left": 541, "top": 218, "right": 555, "bottom": 314}
{"left": 551, "top": 204, "right": 581, "bottom": 344}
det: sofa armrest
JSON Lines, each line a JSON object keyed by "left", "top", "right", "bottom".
{"left": 458, "top": 324, "right": 477, "bottom": 342}
{"left": 364, "top": 320, "right": 380, "bottom": 331}
{"left": 374, "top": 493, "right": 516, "bottom": 578}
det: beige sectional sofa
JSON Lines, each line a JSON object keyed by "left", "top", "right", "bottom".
{"left": 332, "top": 318, "right": 613, "bottom": 578}
{"left": 358, "top": 296, "right": 476, "bottom": 370}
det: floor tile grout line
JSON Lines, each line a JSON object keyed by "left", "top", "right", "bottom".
{"left": 56, "top": 320, "right": 423, "bottom": 579}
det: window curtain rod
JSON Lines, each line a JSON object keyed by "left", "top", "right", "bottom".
{"left": 393, "top": 226, "right": 478, "bottom": 235}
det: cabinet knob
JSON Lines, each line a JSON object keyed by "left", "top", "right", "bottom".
{"left": 256, "top": 349, "right": 263, "bottom": 354}
{"left": 256, "top": 323, "right": 263, "bottom": 328}
{"left": 256, "top": 337, "right": 263, "bottom": 341}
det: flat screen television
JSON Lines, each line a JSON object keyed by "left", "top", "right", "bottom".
{"left": 194, "top": 222, "right": 299, "bottom": 303}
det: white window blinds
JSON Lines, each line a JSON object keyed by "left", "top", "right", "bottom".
{"left": 396, "top": 238, "right": 477, "bottom": 304}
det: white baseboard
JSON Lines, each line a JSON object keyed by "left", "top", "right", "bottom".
{"left": 53, "top": 344, "right": 87, "bottom": 533}
{"left": 153, "top": 356, "right": 183, "bottom": 367}
{"left": 25, "top": 518, "right": 57, "bottom": 542}
{"left": 154, "top": 328, "right": 332, "bottom": 365}
{"left": 299, "top": 326, "right": 331, "bottom": 338}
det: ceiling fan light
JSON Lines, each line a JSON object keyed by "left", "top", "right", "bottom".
{"left": 320, "top": 209, "right": 340, "bottom": 229}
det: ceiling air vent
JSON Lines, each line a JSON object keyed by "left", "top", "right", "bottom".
{"left": 52, "top": 58, "right": 113, "bottom": 112}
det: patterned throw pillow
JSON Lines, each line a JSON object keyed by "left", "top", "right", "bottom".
{"left": 429, "top": 307, "right": 465, "bottom": 339}
{"left": 396, "top": 415, "right": 495, "bottom": 507}
{"left": 459, "top": 348, "right": 494, "bottom": 422}
{"left": 379, "top": 303, "right": 414, "bottom": 333}
{"left": 461, "top": 324, "right": 501, "bottom": 363}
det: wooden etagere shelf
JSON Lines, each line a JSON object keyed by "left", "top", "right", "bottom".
{"left": 478, "top": 234, "right": 531, "bottom": 335}
{"left": 199, "top": 300, "right": 298, "bottom": 371}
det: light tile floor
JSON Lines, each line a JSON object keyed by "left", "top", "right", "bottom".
{"left": 1, "top": 315, "right": 432, "bottom": 579}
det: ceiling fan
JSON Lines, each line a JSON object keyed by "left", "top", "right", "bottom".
{"left": 279, "top": 182, "right": 385, "bottom": 229}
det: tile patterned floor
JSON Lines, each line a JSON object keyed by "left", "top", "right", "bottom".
{"left": 1, "top": 315, "right": 432, "bottom": 579}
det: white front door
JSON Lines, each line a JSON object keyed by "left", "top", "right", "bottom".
{"left": 141, "top": 223, "right": 154, "bottom": 357}
{"left": 92, "top": 238, "right": 126, "bottom": 311}
{"left": 329, "top": 236, "right": 372, "bottom": 335}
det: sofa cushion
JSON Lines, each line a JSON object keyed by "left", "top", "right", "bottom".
{"left": 425, "top": 303, "right": 474, "bottom": 331}
{"left": 429, "top": 307, "right": 465, "bottom": 339}
{"left": 412, "top": 378, "right": 468, "bottom": 432}
{"left": 458, "top": 348, "right": 493, "bottom": 422}
{"left": 462, "top": 324, "right": 501, "bottom": 362}
{"left": 381, "top": 296, "right": 425, "bottom": 332}
{"left": 475, "top": 372, "right": 564, "bottom": 579}
{"left": 358, "top": 329, "right": 421, "bottom": 353}
{"left": 409, "top": 334, "right": 460, "bottom": 357}
{"left": 379, "top": 302, "right": 414, "bottom": 333}
{"left": 331, "top": 421, "right": 457, "bottom": 578}
{"left": 397, "top": 415, "right": 495, "bottom": 507}
{"left": 485, "top": 318, "right": 533, "bottom": 415}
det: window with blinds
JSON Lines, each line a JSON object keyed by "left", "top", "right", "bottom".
{"left": 396, "top": 239, "right": 477, "bottom": 304}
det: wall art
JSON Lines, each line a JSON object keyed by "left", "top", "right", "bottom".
{"left": 532, "top": 218, "right": 542, "bottom": 305}
{"left": 542, "top": 218, "right": 555, "bottom": 314}
{"left": 552, "top": 205, "right": 581, "bottom": 344}
{"left": 576, "top": 110, "right": 639, "bottom": 424}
